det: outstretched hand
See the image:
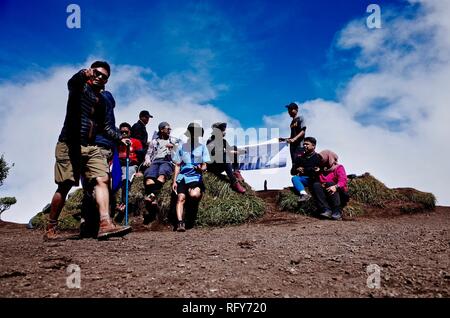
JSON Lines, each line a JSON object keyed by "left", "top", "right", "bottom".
{"left": 84, "top": 68, "right": 94, "bottom": 79}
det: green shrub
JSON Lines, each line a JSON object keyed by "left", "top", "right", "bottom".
{"left": 348, "top": 174, "right": 398, "bottom": 207}
{"left": 397, "top": 188, "right": 436, "bottom": 211}
{"left": 278, "top": 189, "right": 316, "bottom": 215}
{"left": 31, "top": 172, "right": 265, "bottom": 230}
{"left": 155, "top": 173, "right": 265, "bottom": 226}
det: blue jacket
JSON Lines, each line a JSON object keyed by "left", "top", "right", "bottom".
{"left": 95, "top": 91, "right": 120, "bottom": 150}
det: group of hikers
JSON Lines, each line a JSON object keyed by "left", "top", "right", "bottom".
{"left": 44, "top": 61, "right": 348, "bottom": 241}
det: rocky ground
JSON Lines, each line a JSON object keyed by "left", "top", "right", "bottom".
{"left": 0, "top": 192, "right": 449, "bottom": 298}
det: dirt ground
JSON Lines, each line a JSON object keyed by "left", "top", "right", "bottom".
{"left": 0, "top": 192, "right": 449, "bottom": 298}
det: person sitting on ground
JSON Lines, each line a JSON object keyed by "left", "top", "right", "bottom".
{"left": 142, "top": 122, "right": 180, "bottom": 222}
{"left": 290, "top": 136, "right": 321, "bottom": 202}
{"left": 206, "top": 122, "right": 246, "bottom": 194}
{"left": 312, "top": 150, "right": 348, "bottom": 221}
{"left": 172, "top": 123, "right": 210, "bottom": 232}
{"left": 117, "top": 122, "right": 143, "bottom": 216}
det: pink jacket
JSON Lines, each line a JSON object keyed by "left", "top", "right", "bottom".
{"left": 318, "top": 165, "right": 348, "bottom": 192}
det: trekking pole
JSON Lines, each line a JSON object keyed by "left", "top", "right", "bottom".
{"left": 125, "top": 141, "right": 131, "bottom": 226}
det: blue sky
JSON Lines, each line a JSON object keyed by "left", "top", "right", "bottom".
{"left": 0, "top": 0, "right": 407, "bottom": 127}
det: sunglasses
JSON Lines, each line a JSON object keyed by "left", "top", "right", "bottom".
{"left": 93, "top": 69, "right": 108, "bottom": 80}
{"left": 120, "top": 130, "right": 129, "bottom": 135}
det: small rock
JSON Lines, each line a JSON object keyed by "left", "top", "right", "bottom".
{"left": 290, "top": 259, "right": 301, "bottom": 265}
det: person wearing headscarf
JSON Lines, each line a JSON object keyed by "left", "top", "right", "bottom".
{"left": 312, "top": 150, "right": 348, "bottom": 220}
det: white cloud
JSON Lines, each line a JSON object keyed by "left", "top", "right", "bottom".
{"left": 260, "top": 0, "right": 450, "bottom": 206}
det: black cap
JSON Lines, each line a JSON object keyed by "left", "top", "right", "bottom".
{"left": 184, "top": 122, "right": 204, "bottom": 137}
{"left": 139, "top": 110, "right": 153, "bottom": 118}
{"left": 211, "top": 122, "right": 227, "bottom": 132}
{"left": 285, "top": 102, "right": 299, "bottom": 110}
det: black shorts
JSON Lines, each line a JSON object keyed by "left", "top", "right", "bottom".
{"left": 176, "top": 179, "right": 205, "bottom": 196}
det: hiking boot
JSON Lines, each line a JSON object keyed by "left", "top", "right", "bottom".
{"left": 331, "top": 209, "right": 342, "bottom": 221}
{"left": 233, "top": 170, "right": 245, "bottom": 182}
{"left": 231, "top": 181, "right": 246, "bottom": 194}
{"left": 320, "top": 209, "right": 333, "bottom": 219}
{"left": 79, "top": 220, "right": 91, "bottom": 239}
{"left": 97, "top": 217, "right": 132, "bottom": 240}
{"left": 176, "top": 221, "right": 186, "bottom": 232}
{"left": 44, "top": 223, "right": 65, "bottom": 241}
{"left": 298, "top": 193, "right": 312, "bottom": 202}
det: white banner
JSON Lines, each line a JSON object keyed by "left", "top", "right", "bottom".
{"left": 237, "top": 138, "right": 288, "bottom": 171}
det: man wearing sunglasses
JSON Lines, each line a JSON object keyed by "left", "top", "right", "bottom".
{"left": 46, "top": 60, "right": 132, "bottom": 240}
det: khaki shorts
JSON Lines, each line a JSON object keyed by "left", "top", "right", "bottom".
{"left": 54, "top": 142, "right": 109, "bottom": 185}
{"left": 98, "top": 147, "right": 113, "bottom": 163}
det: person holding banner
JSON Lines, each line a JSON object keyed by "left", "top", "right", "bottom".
{"left": 206, "top": 122, "right": 246, "bottom": 194}
{"left": 172, "top": 123, "right": 210, "bottom": 232}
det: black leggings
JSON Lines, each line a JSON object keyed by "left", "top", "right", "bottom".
{"left": 312, "top": 182, "right": 341, "bottom": 212}
{"left": 208, "top": 162, "right": 238, "bottom": 184}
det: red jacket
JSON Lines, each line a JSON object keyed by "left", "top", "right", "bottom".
{"left": 118, "top": 138, "right": 143, "bottom": 165}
